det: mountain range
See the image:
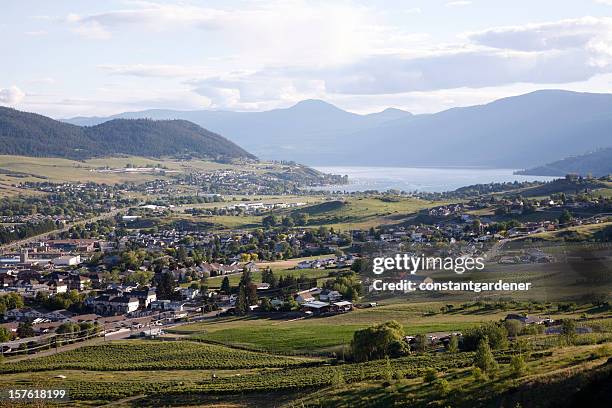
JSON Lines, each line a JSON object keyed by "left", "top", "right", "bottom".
{"left": 64, "top": 90, "right": 612, "bottom": 168}
{"left": 0, "top": 107, "right": 253, "bottom": 160}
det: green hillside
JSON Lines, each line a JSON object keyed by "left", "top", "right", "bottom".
{"left": 0, "top": 107, "right": 255, "bottom": 160}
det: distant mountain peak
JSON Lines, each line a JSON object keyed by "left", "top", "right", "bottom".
{"left": 288, "top": 99, "right": 345, "bottom": 112}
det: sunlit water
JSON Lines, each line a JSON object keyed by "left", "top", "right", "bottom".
{"left": 313, "top": 166, "right": 558, "bottom": 193}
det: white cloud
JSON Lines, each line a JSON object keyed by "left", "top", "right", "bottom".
{"left": 446, "top": 1, "right": 472, "bottom": 6}
{"left": 27, "top": 77, "right": 55, "bottom": 85}
{"left": 467, "top": 17, "right": 612, "bottom": 51}
{"left": 67, "top": 14, "right": 111, "bottom": 40}
{"left": 63, "top": 2, "right": 426, "bottom": 66}
{"left": 99, "top": 64, "right": 215, "bottom": 78}
{"left": 25, "top": 30, "right": 47, "bottom": 36}
{"left": 0, "top": 86, "right": 26, "bottom": 105}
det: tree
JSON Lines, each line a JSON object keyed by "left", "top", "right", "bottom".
{"left": 559, "top": 209, "right": 573, "bottom": 225}
{"left": 292, "top": 212, "right": 308, "bottom": 226}
{"left": 17, "top": 321, "right": 35, "bottom": 338}
{"left": 260, "top": 297, "right": 273, "bottom": 312}
{"left": 261, "top": 267, "right": 278, "bottom": 288}
{"left": 351, "top": 320, "right": 407, "bottom": 362}
{"left": 448, "top": 334, "right": 459, "bottom": 353}
{"left": 351, "top": 258, "right": 368, "bottom": 274}
{"left": 156, "top": 272, "right": 176, "bottom": 300}
{"left": 236, "top": 284, "right": 248, "bottom": 316}
{"left": 561, "top": 319, "right": 577, "bottom": 345}
{"left": 0, "top": 327, "right": 11, "bottom": 342}
{"left": 504, "top": 319, "right": 523, "bottom": 337}
{"left": 413, "top": 334, "right": 427, "bottom": 352}
{"left": 474, "top": 337, "right": 498, "bottom": 374}
{"left": 125, "top": 270, "right": 154, "bottom": 287}
{"left": 262, "top": 215, "right": 278, "bottom": 228}
{"left": 220, "top": 276, "right": 231, "bottom": 294}
{"left": 462, "top": 322, "right": 508, "bottom": 351}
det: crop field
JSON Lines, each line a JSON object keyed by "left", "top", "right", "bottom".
{"left": 0, "top": 340, "right": 319, "bottom": 373}
{"left": 1, "top": 344, "right": 608, "bottom": 406}
{"left": 0, "top": 351, "right": 478, "bottom": 404}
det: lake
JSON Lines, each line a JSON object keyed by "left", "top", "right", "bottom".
{"left": 313, "top": 166, "right": 558, "bottom": 193}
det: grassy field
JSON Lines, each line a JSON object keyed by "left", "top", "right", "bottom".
{"left": 162, "top": 196, "right": 446, "bottom": 231}
{"left": 277, "top": 197, "right": 445, "bottom": 230}
{"left": 169, "top": 302, "right": 601, "bottom": 354}
{"left": 204, "top": 267, "right": 332, "bottom": 289}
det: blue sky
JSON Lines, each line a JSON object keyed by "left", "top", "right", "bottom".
{"left": 2, "top": 0, "right": 612, "bottom": 117}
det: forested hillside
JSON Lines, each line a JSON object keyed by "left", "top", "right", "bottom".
{"left": 0, "top": 107, "right": 255, "bottom": 160}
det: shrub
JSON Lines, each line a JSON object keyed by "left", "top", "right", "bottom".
{"left": 423, "top": 367, "right": 438, "bottom": 383}
{"left": 472, "top": 366, "right": 486, "bottom": 381}
{"left": 509, "top": 355, "right": 527, "bottom": 377}
{"left": 435, "top": 378, "right": 451, "bottom": 396}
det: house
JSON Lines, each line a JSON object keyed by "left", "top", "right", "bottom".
{"left": 150, "top": 300, "right": 186, "bottom": 312}
{"left": 131, "top": 287, "right": 157, "bottom": 307}
{"left": 46, "top": 281, "right": 68, "bottom": 294}
{"left": 178, "top": 287, "right": 199, "bottom": 300}
{"left": 295, "top": 289, "right": 318, "bottom": 304}
{"left": 90, "top": 295, "right": 140, "bottom": 315}
{"left": 296, "top": 260, "right": 312, "bottom": 269}
{"left": 301, "top": 300, "right": 331, "bottom": 315}
{"left": 68, "top": 275, "right": 91, "bottom": 291}
{"left": 504, "top": 314, "right": 550, "bottom": 325}
{"left": 4, "top": 307, "right": 46, "bottom": 321}
{"left": 51, "top": 255, "right": 82, "bottom": 266}
{"left": 46, "top": 239, "right": 97, "bottom": 252}
{"left": 45, "top": 309, "right": 74, "bottom": 321}
{"left": 319, "top": 289, "right": 342, "bottom": 302}
{"left": 331, "top": 300, "right": 353, "bottom": 313}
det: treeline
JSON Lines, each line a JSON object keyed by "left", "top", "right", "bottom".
{"left": 0, "top": 220, "right": 58, "bottom": 245}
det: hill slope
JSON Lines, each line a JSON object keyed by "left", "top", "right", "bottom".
{"left": 65, "top": 90, "right": 612, "bottom": 167}
{"left": 0, "top": 107, "right": 255, "bottom": 160}
{"left": 516, "top": 147, "right": 612, "bottom": 177}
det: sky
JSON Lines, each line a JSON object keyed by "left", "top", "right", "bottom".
{"left": 2, "top": 0, "right": 612, "bottom": 118}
